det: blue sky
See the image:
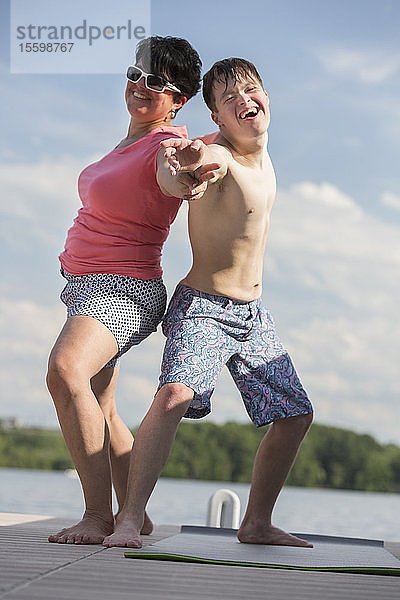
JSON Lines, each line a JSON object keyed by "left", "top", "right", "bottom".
{"left": 1, "top": 0, "right": 399, "bottom": 443}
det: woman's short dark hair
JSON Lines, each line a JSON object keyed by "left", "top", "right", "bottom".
{"left": 135, "top": 36, "right": 202, "bottom": 101}
{"left": 203, "top": 58, "right": 263, "bottom": 112}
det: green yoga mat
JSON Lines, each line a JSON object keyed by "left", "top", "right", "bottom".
{"left": 125, "top": 525, "right": 400, "bottom": 576}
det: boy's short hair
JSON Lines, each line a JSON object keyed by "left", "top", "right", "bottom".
{"left": 203, "top": 58, "right": 263, "bottom": 112}
{"left": 135, "top": 36, "right": 202, "bottom": 101}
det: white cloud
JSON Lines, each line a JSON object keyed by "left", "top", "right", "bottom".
{"left": 265, "top": 182, "right": 400, "bottom": 442}
{"left": 0, "top": 298, "right": 64, "bottom": 353}
{"left": 0, "top": 157, "right": 104, "bottom": 297}
{"left": 0, "top": 74, "right": 123, "bottom": 159}
{"left": 316, "top": 48, "right": 400, "bottom": 84}
{"left": 0, "top": 157, "right": 86, "bottom": 255}
{"left": 0, "top": 297, "right": 65, "bottom": 426}
{"left": 380, "top": 191, "right": 400, "bottom": 211}
{"left": 0, "top": 157, "right": 94, "bottom": 220}
{"left": 267, "top": 182, "right": 400, "bottom": 307}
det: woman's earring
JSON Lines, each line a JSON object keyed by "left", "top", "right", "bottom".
{"left": 170, "top": 109, "right": 176, "bottom": 119}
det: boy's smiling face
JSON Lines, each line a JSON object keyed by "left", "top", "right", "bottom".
{"left": 211, "top": 75, "right": 270, "bottom": 140}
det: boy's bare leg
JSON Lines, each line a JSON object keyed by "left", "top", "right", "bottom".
{"left": 46, "top": 315, "right": 119, "bottom": 544}
{"left": 91, "top": 366, "right": 153, "bottom": 534}
{"left": 103, "top": 383, "right": 193, "bottom": 548}
{"left": 238, "top": 412, "right": 314, "bottom": 547}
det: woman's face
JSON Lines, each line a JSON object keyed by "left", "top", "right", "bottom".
{"left": 125, "top": 63, "right": 184, "bottom": 125}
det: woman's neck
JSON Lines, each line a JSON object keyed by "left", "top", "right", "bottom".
{"left": 125, "top": 117, "right": 172, "bottom": 144}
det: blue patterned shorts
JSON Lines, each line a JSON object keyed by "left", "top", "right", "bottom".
{"left": 159, "top": 284, "right": 313, "bottom": 427}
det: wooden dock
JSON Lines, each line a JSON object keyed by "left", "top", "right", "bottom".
{"left": 1, "top": 513, "right": 399, "bottom": 599}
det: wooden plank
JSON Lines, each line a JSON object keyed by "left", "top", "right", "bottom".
{"left": 0, "top": 515, "right": 399, "bottom": 600}
{"left": 0, "top": 517, "right": 106, "bottom": 596}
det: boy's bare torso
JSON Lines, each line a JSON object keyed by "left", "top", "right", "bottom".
{"left": 182, "top": 135, "right": 276, "bottom": 302}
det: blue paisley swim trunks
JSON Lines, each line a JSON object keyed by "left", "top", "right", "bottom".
{"left": 159, "top": 284, "right": 313, "bottom": 427}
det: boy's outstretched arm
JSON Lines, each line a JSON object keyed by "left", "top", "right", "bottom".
{"left": 157, "top": 138, "right": 219, "bottom": 200}
{"left": 161, "top": 138, "right": 228, "bottom": 179}
{"left": 157, "top": 138, "right": 228, "bottom": 199}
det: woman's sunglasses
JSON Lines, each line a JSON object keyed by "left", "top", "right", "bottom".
{"left": 126, "top": 66, "right": 182, "bottom": 94}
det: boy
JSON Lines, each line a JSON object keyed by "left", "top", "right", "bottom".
{"left": 104, "top": 58, "right": 313, "bottom": 548}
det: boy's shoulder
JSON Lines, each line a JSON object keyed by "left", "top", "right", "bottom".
{"left": 195, "top": 132, "right": 233, "bottom": 181}
{"left": 196, "top": 132, "right": 232, "bottom": 157}
{"left": 196, "top": 131, "right": 232, "bottom": 161}
{"left": 196, "top": 131, "right": 219, "bottom": 145}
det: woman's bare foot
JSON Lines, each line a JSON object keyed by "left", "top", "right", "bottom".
{"left": 103, "top": 514, "right": 143, "bottom": 548}
{"left": 237, "top": 523, "right": 313, "bottom": 547}
{"left": 140, "top": 511, "right": 153, "bottom": 535}
{"left": 48, "top": 513, "right": 114, "bottom": 545}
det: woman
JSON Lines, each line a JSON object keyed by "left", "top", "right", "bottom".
{"left": 46, "top": 36, "right": 202, "bottom": 544}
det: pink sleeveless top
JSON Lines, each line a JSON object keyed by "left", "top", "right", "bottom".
{"left": 59, "top": 125, "right": 187, "bottom": 279}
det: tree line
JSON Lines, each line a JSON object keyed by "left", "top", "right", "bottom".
{"left": 0, "top": 420, "right": 399, "bottom": 493}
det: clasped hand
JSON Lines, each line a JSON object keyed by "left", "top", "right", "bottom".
{"left": 160, "top": 138, "right": 220, "bottom": 200}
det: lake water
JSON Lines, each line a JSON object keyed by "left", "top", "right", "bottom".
{"left": 1, "top": 468, "right": 399, "bottom": 541}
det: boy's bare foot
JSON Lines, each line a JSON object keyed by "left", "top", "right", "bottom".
{"left": 103, "top": 514, "right": 143, "bottom": 548}
{"left": 113, "top": 509, "right": 153, "bottom": 536}
{"left": 237, "top": 523, "right": 313, "bottom": 547}
{"left": 48, "top": 513, "right": 114, "bottom": 545}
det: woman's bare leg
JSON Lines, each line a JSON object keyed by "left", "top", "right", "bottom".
{"left": 91, "top": 366, "right": 153, "bottom": 534}
{"left": 46, "top": 315, "right": 119, "bottom": 544}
